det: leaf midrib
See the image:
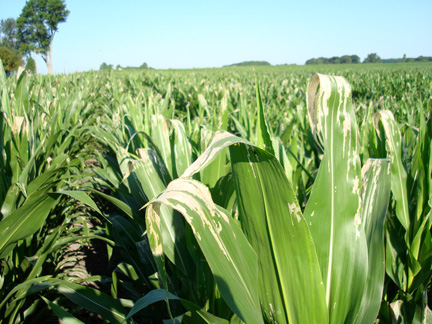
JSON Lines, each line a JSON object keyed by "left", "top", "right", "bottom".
{"left": 326, "top": 84, "right": 336, "bottom": 308}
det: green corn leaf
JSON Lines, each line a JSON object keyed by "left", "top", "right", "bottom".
{"left": 90, "top": 189, "right": 137, "bottom": 220}
{"left": 111, "top": 215, "right": 155, "bottom": 285}
{"left": 219, "top": 93, "right": 229, "bottom": 131}
{"left": 126, "top": 289, "right": 229, "bottom": 324}
{"left": 304, "top": 74, "right": 368, "bottom": 324}
{"left": 255, "top": 74, "right": 275, "bottom": 155}
{"left": 55, "top": 280, "right": 129, "bottom": 324}
{"left": 385, "top": 213, "right": 408, "bottom": 291}
{"left": 40, "top": 296, "right": 85, "bottom": 324}
{"left": 125, "top": 289, "right": 177, "bottom": 320}
{"left": 133, "top": 148, "right": 194, "bottom": 279}
{"left": 0, "top": 275, "right": 54, "bottom": 309}
{"left": 355, "top": 159, "right": 391, "bottom": 324}
{"left": 168, "top": 119, "right": 193, "bottom": 178}
{"left": 373, "top": 110, "right": 410, "bottom": 232}
{"left": 211, "top": 172, "right": 236, "bottom": 212}
{"left": 0, "top": 193, "right": 59, "bottom": 258}
{"left": 181, "top": 131, "right": 252, "bottom": 179}
{"left": 151, "top": 115, "right": 174, "bottom": 177}
{"left": 230, "top": 143, "right": 328, "bottom": 324}
{"left": 14, "top": 70, "right": 29, "bottom": 113}
{"left": 1, "top": 184, "right": 21, "bottom": 219}
{"left": 58, "top": 190, "right": 103, "bottom": 216}
{"left": 0, "top": 61, "right": 11, "bottom": 120}
{"left": 146, "top": 178, "right": 263, "bottom": 324}
{"left": 199, "top": 128, "right": 230, "bottom": 188}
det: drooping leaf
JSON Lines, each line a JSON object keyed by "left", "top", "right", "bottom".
{"left": 146, "top": 178, "right": 263, "bottom": 324}
{"left": 40, "top": 296, "right": 85, "bottom": 324}
{"left": 58, "top": 190, "right": 103, "bottom": 216}
{"left": 181, "top": 131, "right": 252, "bottom": 179}
{"left": 0, "top": 193, "right": 59, "bottom": 258}
{"left": 55, "top": 280, "right": 129, "bottom": 324}
{"left": 126, "top": 289, "right": 229, "bottom": 324}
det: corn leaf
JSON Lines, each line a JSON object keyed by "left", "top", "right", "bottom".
{"left": 181, "top": 131, "right": 252, "bottom": 179}
{"left": 151, "top": 115, "right": 174, "bottom": 177}
{"left": 55, "top": 280, "right": 129, "bottom": 324}
{"left": 168, "top": 119, "right": 193, "bottom": 178}
{"left": 111, "top": 215, "right": 155, "bottom": 285}
{"left": 126, "top": 289, "right": 229, "bottom": 324}
{"left": 0, "top": 193, "right": 59, "bottom": 258}
{"left": 40, "top": 296, "right": 85, "bottom": 324}
{"left": 255, "top": 74, "right": 275, "bottom": 155}
{"left": 146, "top": 178, "right": 263, "bottom": 324}
{"left": 132, "top": 148, "right": 194, "bottom": 279}
{"left": 230, "top": 143, "right": 328, "bottom": 324}
{"left": 304, "top": 74, "right": 368, "bottom": 323}
{"left": 373, "top": 110, "right": 410, "bottom": 231}
{"left": 58, "top": 190, "right": 103, "bottom": 216}
{"left": 355, "top": 159, "right": 391, "bottom": 324}
{"left": 199, "top": 127, "right": 230, "bottom": 188}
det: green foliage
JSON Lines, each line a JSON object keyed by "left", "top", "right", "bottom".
{"left": 363, "top": 53, "right": 382, "bottom": 63}
{"left": 225, "top": 61, "right": 271, "bottom": 67}
{"left": 306, "top": 55, "right": 360, "bottom": 65}
{"left": 0, "top": 46, "right": 23, "bottom": 74}
{"left": 0, "top": 61, "right": 431, "bottom": 323}
{"left": 99, "top": 62, "right": 113, "bottom": 70}
{"left": 0, "top": 18, "right": 19, "bottom": 50}
{"left": 25, "top": 56, "right": 36, "bottom": 74}
{"left": 142, "top": 74, "right": 391, "bottom": 324}
{"left": 0, "top": 60, "right": 114, "bottom": 323}
{"left": 16, "top": 0, "right": 69, "bottom": 74}
{"left": 373, "top": 110, "right": 432, "bottom": 322}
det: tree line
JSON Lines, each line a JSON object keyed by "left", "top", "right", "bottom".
{"left": 306, "top": 53, "right": 432, "bottom": 65}
{"left": 0, "top": 0, "right": 69, "bottom": 75}
{"left": 224, "top": 61, "right": 271, "bottom": 67}
{"left": 100, "top": 62, "right": 150, "bottom": 71}
{"left": 306, "top": 55, "right": 361, "bottom": 65}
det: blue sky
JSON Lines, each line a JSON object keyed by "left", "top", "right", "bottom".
{"left": 1, "top": 0, "right": 431, "bottom": 74}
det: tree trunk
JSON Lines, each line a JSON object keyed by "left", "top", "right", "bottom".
{"left": 33, "top": 52, "right": 38, "bottom": 75}
{"left": 47, "top": 36, "right": 53, "bottom": 75}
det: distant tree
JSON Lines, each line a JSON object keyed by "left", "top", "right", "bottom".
{"left": 340, "top": 55, "right": 352, "bottom": 64}
{"left": 351, "top": 55, "right": 360, "bottom": 64}
{"left": 415, "top": 56, "right": 431, "bottom": 62}
{"left": 25, "top": 56, "right": 36, "bottom": 74}
{"left": 139, "top": 62, "right": 148, "bottom": 69}
{"left": 17, "top": 0, "right": 69, "bottom": 74}
{"left": 225, "top": 61, "right": 271, "bottom": 67}
{"left": 100, "top": 62, "right": 113, "bottom": 70}
{"left": 306, "top": 55, "right": 361, "bottom": 65}
{"left": 363, "top": 53, "right": 382, "bottom": 63}
{"left": 305, "top": 58, "right": 317, "bottom": 65}
{"left": 0, "top": 18, "right": 18, "bottom": 50}
{"left": 0, "top": 46, "right": 23, "bottom": 75}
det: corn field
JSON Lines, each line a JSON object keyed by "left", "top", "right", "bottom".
{"left": 0, "top": 60, "right": 431, "bottom": 323}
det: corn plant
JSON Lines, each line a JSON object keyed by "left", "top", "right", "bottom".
{"left": 90, "top": 85, "right": 239, "bottom": 320}
{"left": 0, "top": 61, "right": 125, "bottom": 323}
{"left": 127, "top": 74, "right": 392, "bottom": 323}
{"left": 373, "top": 109, "right": 432, "bottom": 323}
